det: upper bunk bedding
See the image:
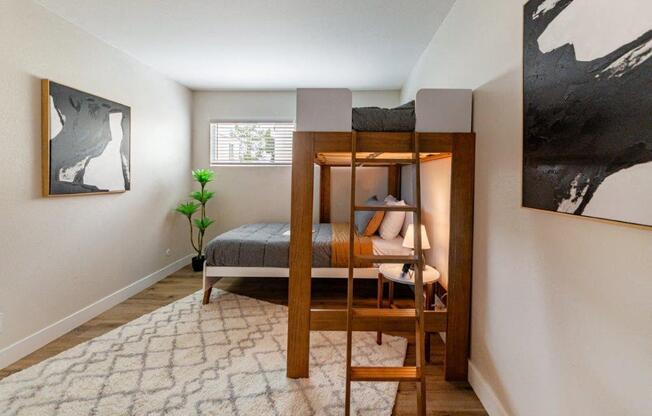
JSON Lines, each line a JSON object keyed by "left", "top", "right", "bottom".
{"left": 205, "top": 223, "right": 375, "bottom": 268}
{"left": 352, "top": 100, "right": 415, "bottom": 132}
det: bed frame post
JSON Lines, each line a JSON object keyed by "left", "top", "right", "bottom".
{"left": 289, "top": 88, "right": 352, "bottom": 378}
{"left": 319, "top": 165, "right": 331, "bottom": 223}
{"left": 287, "top": 132, "right": 315, "bottom": 378}
{"left": 445, "top": 133, "right": 475, "bottom": 381}
{"left": 414, "top": 88, "right": 474, "bottom": 381}
{"left": 202, "top": 261, "right": 223, "bottom": 305}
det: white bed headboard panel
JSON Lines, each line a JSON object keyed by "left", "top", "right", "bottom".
{"left": 415, "top": 89, "right": 472, "bottom": 133}
{"left": 296, "top": 88, "right": 352, "bottom": 132}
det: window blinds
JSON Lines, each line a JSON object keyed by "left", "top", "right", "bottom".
{"left": 210, "top": 122, "right": 295, "bottom": 165}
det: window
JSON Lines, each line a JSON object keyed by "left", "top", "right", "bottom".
{"left": 210, "top": 121, "right": 295, "bottom": 165}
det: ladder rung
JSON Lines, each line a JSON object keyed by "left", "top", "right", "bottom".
{"left": 355, "top": 255, "right": 419, "bottom": 264}
{"left": 355, "top": 158, "right": 416, "bottom": 165}
{"left": 352, "top": 308, "right": 416, "bottom": 319}
{"left": 354, "top": 205, "right": 417, "bottom": 212}
{"left": 350, "top": 366, "right": 420, "bottom": 382}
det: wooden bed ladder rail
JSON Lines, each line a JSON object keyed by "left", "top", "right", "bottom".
{"left": 344, "top": 132, "right": 428, "bottom": 416}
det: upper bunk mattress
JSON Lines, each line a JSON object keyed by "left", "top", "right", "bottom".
{"left": 352, "top": 100, "right": 415, "bottom": 132}
{"left": 205, "top": 223, "right": 373, "bottom": 268}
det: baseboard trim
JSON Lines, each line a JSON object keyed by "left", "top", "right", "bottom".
{"left": 468, "top": 360, "right": 510, "bottom": 416}
{"left": 0, "top": 254, "right": 193, "bottom": 370}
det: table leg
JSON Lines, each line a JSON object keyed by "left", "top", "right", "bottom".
{"left": 388, "top": 281, "right": 394, "bottom": 306}
{"left": 377, "top": 273, "right": 383, "bottom": 345}
{"left": 425, "top": 283, "right": 434, "bottom": 363}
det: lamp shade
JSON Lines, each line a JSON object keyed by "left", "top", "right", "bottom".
{"left": 402, "top": 224, "right": 431, "bottom": 250}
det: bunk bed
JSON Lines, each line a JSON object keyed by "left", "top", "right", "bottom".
{"left": 200, "top": 95, "right": 446, "bottom": 301}
{"left": 202, "top": 89, "right": 475, "bottom": 400}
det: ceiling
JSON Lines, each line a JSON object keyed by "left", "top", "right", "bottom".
{"left": 35, "top": 0, "right": 455, "bottom": 90}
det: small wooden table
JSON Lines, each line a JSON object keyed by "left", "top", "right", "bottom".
{"left": 377, "top": 263, "right": 441, "bottom": 362}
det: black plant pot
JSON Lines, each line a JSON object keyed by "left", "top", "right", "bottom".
{"left": 192, "top": 255, "right": 205, "bottom": 272}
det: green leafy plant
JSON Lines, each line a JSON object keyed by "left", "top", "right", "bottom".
{"left": 192, "top": 169, "right": 215, "bottom": 185}
{"left": 175, "top": 169, "right": 215, "bottom": 258}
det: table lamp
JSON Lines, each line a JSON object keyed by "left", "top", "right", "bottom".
{"left": 401, "top": 224, "right": 430, "bottom": 273}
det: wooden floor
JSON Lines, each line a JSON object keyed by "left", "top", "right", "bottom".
{"left": 1, "top": 266, "right": 487, "bottom": 415}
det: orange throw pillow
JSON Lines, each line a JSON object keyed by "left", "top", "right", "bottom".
{"left": 363, "top": 211, "right": 385, "bottom": 236}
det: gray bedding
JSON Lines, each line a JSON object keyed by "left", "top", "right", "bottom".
{"left": 205, "top": 223, "right": 332, "bottom": 267}
{"left": 352, "top": 100, "right": 415, "bottom": 132}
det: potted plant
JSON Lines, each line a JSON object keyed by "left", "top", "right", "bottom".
{"left": 175, "top": 169, "right": 215, "bottom": 272}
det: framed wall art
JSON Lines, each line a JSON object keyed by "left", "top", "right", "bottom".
{"left": 42, "top": 80, "right": 131, "bottom": 196}
{"left": 523, "top": 0, "right": 652, "bottom": 227}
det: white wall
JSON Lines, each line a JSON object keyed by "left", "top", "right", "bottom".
{"left": 401, "top": 159, "right": 451, "bottom": 288}
{"left": 0, "top": 0, "right": 192, "bottom": 362}
{"left": 192, "top": 90, "right": 400, "bottom": 238}
{"left": 330, "top": 167, "right": 388, "bottom": 223}
{"left": 402, "top": 1, "right": 652, "bottom": 415}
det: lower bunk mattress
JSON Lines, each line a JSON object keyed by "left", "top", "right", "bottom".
{"left": 205, "top": 223, "right": 407, "bottom": 268}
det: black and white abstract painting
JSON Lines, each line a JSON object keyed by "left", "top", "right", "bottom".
{"left": 523, "top": 0, "right": 652, "bottom": 226}
{"left": 44, "top": 81, "right": 130, "bottom": 195}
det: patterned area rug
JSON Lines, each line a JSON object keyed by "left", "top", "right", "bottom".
{"left": 0, "top": 289, "right": 407, "bottom": 415}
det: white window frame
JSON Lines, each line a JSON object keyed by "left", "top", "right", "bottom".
{"left": 209, "top": 120, "right": 295, "bottom": 166}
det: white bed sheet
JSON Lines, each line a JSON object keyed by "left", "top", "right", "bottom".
{"left": 371, "top": 235, "right": 412, "bottom": 257}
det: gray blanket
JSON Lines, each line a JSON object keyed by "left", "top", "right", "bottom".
{"left": 205, "top": 223, "right": 332, "bottom": 267}
{"left": 352, "top": 100, "right": 415, "bottom": 132}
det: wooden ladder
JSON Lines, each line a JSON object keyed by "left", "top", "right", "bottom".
{"left": 345, "top": 132, "right": 427, "bottom": 415}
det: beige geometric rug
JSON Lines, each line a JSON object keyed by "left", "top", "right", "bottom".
{"left": 0, "top": 289, "right": 407, "bottom": 415}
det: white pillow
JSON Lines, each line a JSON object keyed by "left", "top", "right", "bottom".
{"left": 379, "top": 200, "right": 407, "bottom": 240}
